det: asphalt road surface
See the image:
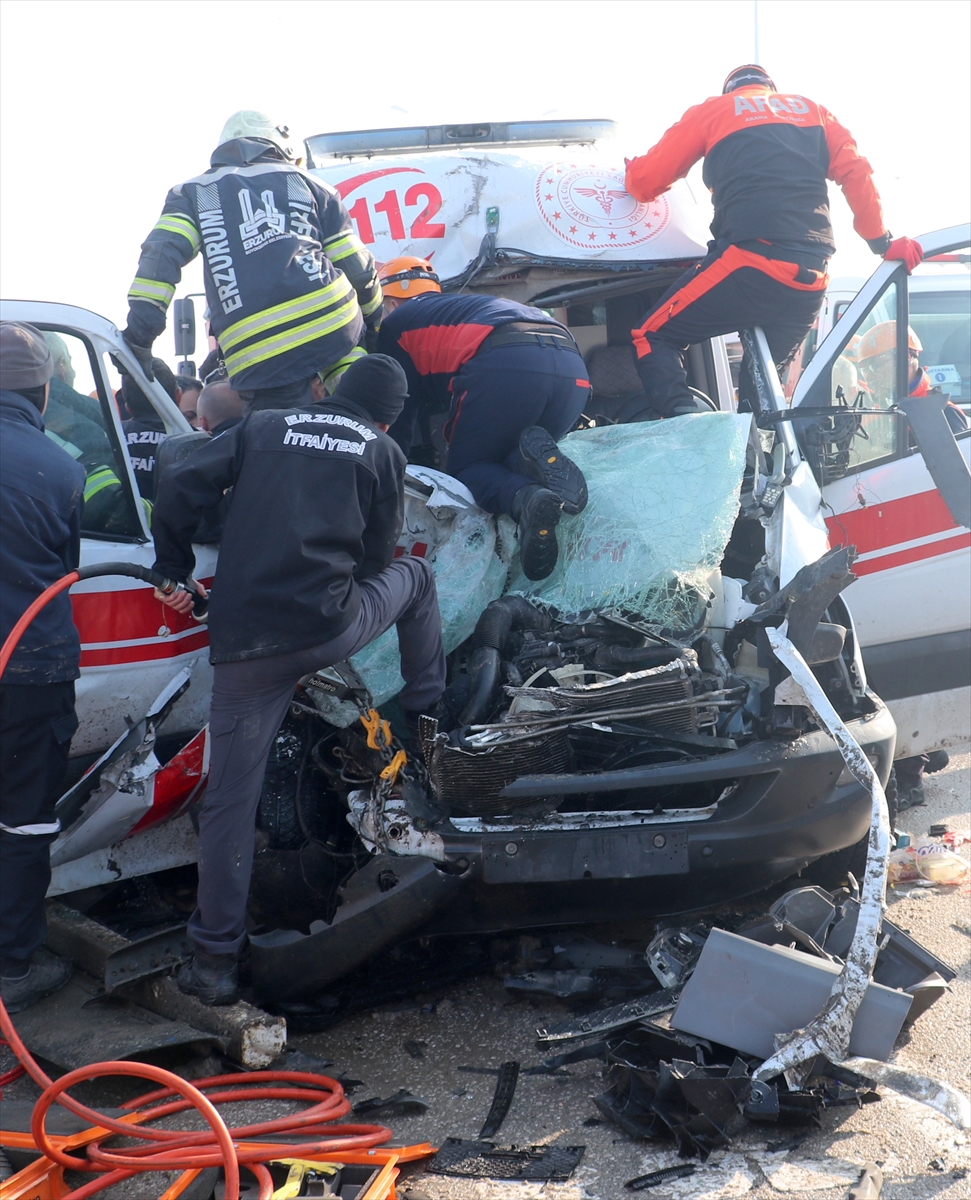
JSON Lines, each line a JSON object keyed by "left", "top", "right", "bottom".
{"left": 2, "top": 753, "right": 968, "bottom": 1199}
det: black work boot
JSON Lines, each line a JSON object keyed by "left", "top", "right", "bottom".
{"left": 0, "top": 953, "right": 73, "bottom": 1014}
{"left": 511, "top": 484, "right": 564, "bottom": 581}
{"left": 176, "top": 948, "right": 239, "bottom": 1006}
{"left": 515, "top": 426, "right": 588, "bottom": 514}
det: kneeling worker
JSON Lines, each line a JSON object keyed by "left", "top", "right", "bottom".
{"left": 154, "top": 355, "right": 446, "bottom": 1004}
{"left": 376, "top": 257, "right": 590, "bottom": 580}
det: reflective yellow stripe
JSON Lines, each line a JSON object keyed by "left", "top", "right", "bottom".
{"left": 153, "top": 214, "right": 201, "bottom": 255}
{"left": 142, "top": 498, "right": 153, "bottom": 523}
{"left": 220, "top": 274, "right": 355, "bottom": 352}
{"left": 322, "top": 232, "right": 364, "bottom": 262}
{"left": 83, "top": 467, "right": 120, "bottom": 501}
{"left": 318, "top": 346, "right": 368, "bottom": 389}
{"left": 360, "top": 288, "right": 383, "bottom": 318}
{"left": 224, "top": 294, "right": 360, "bottom": 376}
{"left": 128, "top": 276, "right": 176, "bottom": 310}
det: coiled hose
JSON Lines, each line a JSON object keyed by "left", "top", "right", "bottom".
{"left": 0, "top": 565, "right": 395, "bottom": 1199}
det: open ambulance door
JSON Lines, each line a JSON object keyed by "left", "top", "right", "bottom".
{"left": 784, "top": 224, "right": 971, "bottom": 758}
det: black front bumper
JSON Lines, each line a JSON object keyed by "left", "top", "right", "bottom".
{"left": 425, "top": 695, "right": 896, "bottom": 932}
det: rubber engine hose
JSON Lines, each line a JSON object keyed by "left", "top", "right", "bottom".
{"left": 460, "top": 596, "right": 551, "bottom": 725}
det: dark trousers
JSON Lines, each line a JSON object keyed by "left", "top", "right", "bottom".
{"left": 632, "top": 240, "right": 828, "bottom": 416}
{"left": 189, "top": 556, "right": 445, "bottom": 956}
{"left": 0, "top": 681, "right": 77, "bottom": 972}
{"left": 445, "top": 343, "right": 591, "bottom": 514}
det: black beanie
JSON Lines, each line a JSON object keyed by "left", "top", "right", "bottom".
{"left": 332, "top": 354, "right": 409, "bottom": 424}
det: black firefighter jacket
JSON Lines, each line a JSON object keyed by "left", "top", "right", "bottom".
{"left": 0, "top": 390, "right": 85, "bottom": 684}
{"left": 126, "top": 139, "right": 383, "bottom": 392}
{"left": 151, "top": 398, "right": 406, "bottom": 663}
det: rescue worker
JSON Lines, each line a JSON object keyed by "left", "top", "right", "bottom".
{"left": 176, "top": 376, "right": 203, "bottom": 428}
{"left": 624, "top": 64, "right": 925, "bottom": 418}
{"left": 122, "top": 111, "right": 383, "bottom": 409}
{"left": 196, "top": 378, "right": 244, "bottom": 437}
{"left": 856, "top": 322, "right": 969, "bottom": 431}
{"left": 120, "top": 358, "right": 182, "bottom": 502}
{"left": 0, "top": 323, "right": 79, "bottom": 1012}
{"left": 152, "top": 355, "right": 446, "bottom": 1004}
{"left": 375, "top": 257, "right": 590, "bottom": 580}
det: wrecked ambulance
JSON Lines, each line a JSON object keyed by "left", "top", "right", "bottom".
{"left": 4, "top": 117, "right": 947, "bottom": 1001}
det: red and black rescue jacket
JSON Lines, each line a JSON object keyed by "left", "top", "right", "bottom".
{"left": 375, "top": 292, "right": 564, "bottom": 412}
{"left": 625, "top": 86, "right": 888, "bottom": 258}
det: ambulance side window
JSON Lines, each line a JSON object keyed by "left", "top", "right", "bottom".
{"left": 40, "top": 329, "right": 143, "bottom": 540}
{"left": 826, "top": 279, "right": 902, "bottom": 473}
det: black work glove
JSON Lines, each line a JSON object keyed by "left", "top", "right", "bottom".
{"left": 113, "top": 330, "right": 155, "bottom": 381}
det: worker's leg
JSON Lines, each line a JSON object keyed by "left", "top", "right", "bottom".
{"left": 632, "top": 245, "right": 826, "bottom": 417}
{"left": 188, "top": 558, "right": 445, "bottom": 959}
{"left": 445, "top": 345, "right": 589, "bottom": 514}
{"left": 0, "top": 682, "right": 76, "bottom": 1009}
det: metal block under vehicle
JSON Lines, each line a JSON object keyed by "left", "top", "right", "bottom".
{"left": 481, "top": 827, "right": 688, "bottom": 883}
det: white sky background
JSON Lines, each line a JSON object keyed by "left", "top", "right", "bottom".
{"left": 1, "top": 0, "right": 968, "bottom": 364}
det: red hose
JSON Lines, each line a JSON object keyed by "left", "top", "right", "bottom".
{"left": 0, "top": 572, "right": 397, "bottom": 1197}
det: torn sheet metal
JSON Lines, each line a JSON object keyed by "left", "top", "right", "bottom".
{"left": 537, "top": 990, "right": 681, "bottom": 1043}
{"left": 841, "top": 1057, "right": 971, "bottom": 1130}
{"left": 754, "top": 622, "right": 891, "bottom": 1084}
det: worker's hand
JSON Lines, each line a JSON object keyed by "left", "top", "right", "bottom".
{"left": 884, "top": 237, "right": 924, "bottom": 274}
{"left": 155, "top": 579, "right": 207, "bottom": 614}
{"left": 121, "top": 331, "right": 156, "bottom": 381}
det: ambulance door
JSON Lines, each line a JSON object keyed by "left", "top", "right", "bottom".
{"left": 12, "top": 311, "right": 216, "bottom": 756}
{"left": 787, "top": 225, "right": 971, "bottom": 757}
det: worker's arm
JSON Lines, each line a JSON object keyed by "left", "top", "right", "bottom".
{"left": 309, "top": 177, "right": 384, "bottom": 329}
{"left": 151, "top": 422, "right": 244, "bottom": 583}
{"left": 821, "top": 107, "right": 888, "bottom": 249}
{"left": 124, "top": 187, "right": 203, "bottom": 350}
{"left": 624, "top": 101, "right": 709, "bottom": 202}
{"left": 357, "top": 463, "right": 405, "bottom": 581}
{"left": 374, "top": 321, "right": 425, "bottom": 403}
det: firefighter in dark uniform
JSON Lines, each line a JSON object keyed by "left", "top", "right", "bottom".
{"left": 122, "top": 111, "right": 383, "bottom": 409}
{"left": 624, "top": 64, "right": 925, "bottom": 417}
{"left": 375, "top": 257, "right": 591, "bottom": 580}
{"left": 0, "top": 323, "right": 79, "bottom": 1012}
{"left": 153, "top": 355, "right": 446, "bottom": 1005}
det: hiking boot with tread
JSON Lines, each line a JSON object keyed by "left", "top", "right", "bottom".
{"left": 514, "top": 485, "right": 564, "bottom": 581}
{"left": 516, "top": 427, "right": 588, "bottom": 515}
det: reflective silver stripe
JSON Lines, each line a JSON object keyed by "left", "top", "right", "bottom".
{"left": 154, "top": 214, "right": 202, "bottom": 254}
{"left": 0, "top": 821, "right": 60, "bottom": 835}
{"left": 219, "top": 274, "right": 355, "bottom": 351}
{"left": 322, "top": 232, "right": 365, "bottom": 262}
{"left": 128, "top": 276, "right": 176, "bottom": 309}
{"left": 224, "top": 294, "right": 359, "bottom": 375}
{"left": 361, "top": 288, "right": 383, "bottom": 318}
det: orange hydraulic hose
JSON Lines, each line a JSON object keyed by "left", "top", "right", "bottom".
{"left": 0, "top": 571, "right": 399, "bottom": 1199}
{"left": 0, "top": 571, "right": 78, "bottom": 677}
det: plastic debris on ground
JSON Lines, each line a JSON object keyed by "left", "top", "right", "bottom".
{"left": 888, "top": 829, "right": 970, "bottom": 888}
{"left": 509, "top": 415, "right": 749, "bottom": 625}
{"left": 522, "top": 882, "right": 960, "bottom": 1159}
{"left": 428, "top": 1137, "right": 585, "bottom": 1181}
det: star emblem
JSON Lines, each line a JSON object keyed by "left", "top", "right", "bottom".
{"left": 588, "top": 231, "right": 597, "bottom": 240}
{"left": 569, "top": 225, "right": 577, "bottom": 233}
{"left": 629, "top": 228, "right": 637, "bottom": 235}
{"left": 553, "top": 211, "right": 561, "bottom": 220}
{"left": 608, "top": 231, "right": 617, "bottom": 240}
{"left": 545, "top": 193, "right": 553, "bottom": 201}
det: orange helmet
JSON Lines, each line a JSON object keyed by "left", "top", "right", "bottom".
{"left": 378, "top": 256, "right": 441, "bottom": 299}
{"left": 857, "top": 321, "right": 922, "bottom": 360}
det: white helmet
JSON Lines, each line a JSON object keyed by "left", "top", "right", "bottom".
{"left": 217, "top": 110, "right": 295, "bottom": 159}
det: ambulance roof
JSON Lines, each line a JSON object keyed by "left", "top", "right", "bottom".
{"left": 308, "top": 136, "right": 710, "bottom": 284}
